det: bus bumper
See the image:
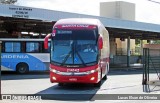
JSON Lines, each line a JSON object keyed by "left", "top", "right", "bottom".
{"left": 50, "top": 72, "right": 99, "bottom": 83}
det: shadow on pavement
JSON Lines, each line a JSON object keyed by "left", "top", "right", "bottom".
{"left": 1, "top": 71, "right": 49, "bottom": 80}
{"left": 35, "top": 80, "right": 106, "bottom": 100}
{"left": 1, "top": 69, "right": 144, "bottom": 80}
{"left": 109, "top": 67, "right": 143, "bottom": 76}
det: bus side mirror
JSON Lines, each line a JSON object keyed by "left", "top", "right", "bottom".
{"left": 44, "top": 34, "right": 51, "bottom": 49}
{"left": 98, "top": 35, "right": 103, "bottom": 49}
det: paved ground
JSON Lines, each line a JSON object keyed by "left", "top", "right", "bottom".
{"left": 1, "top": 68, "right": 160, "bottom": 103}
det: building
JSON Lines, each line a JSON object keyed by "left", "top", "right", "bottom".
{"left": 100, "top": 1, "right": 135, "bottom": 56}
{"left": 0, "top": 1, "right": 160, "bottom": 66}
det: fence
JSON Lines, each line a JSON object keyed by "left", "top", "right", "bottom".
{"left": 110, "top": 55, "right": 141, "bottom": 66}
{"left": 142, "top": 48, "right": 160, "bottom": 92}
{"left": 116, "top": 47, "right": 141, "bottom": 55}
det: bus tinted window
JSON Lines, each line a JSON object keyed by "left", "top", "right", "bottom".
{"left": 53, "top": 29, "right": 98, "bottom": 40}
{"left": 46, "top": 42, "right": 51, "bottom": 53}
{"left": 5, "top": 42, "right": 21, "bottom": 52}
{"left": 26, "top": 42, "right": 39, "bottom": 52}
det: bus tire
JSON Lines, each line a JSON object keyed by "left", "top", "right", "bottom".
{"left": 58, "top": 83, "right": 64, "bottom": 86}
{"left": 103, "top": 75, "right": 107, "bottom": 80}
{"left": 103, "top": 63, "right": 109, "bottom": 80}
{"left": 16, "top": 63, "right": 29, "bottom": 74}
{"left": 94, "top": 81, "right": 101, "bottom": 88}
{"left": 94, "top": 70, "right": 102, "bottom": 87}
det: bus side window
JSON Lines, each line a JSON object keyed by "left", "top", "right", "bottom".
{"left": 26, "top": 42, "right": 40, "bottom": 53}
{"left": 5, "top": 42, "right": 21, "bottom": 52}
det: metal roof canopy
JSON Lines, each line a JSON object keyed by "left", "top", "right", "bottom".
{"left": 0, "top": 16, "right": 55, "bottom": 38}
{"left": 0, "top": 4, "right": 160, "bottom": 39}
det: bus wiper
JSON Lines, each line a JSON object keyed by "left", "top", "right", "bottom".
{"left": 61, "top": 41, "right": 74, "bottom": 66}
{"left": 61, "top": 51, "right": 72, "bottom": 66}
{"left": 75, "top": 49, "right": 86, "bottom": 67}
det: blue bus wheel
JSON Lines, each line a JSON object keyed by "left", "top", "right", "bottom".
{"left": 16, "top": 63, "right": 29, "bottom": 74}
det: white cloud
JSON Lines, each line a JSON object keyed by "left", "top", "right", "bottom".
{"left": 16, "top": 0, "right": 160, "bottom": 24}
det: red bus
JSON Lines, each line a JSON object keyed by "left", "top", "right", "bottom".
{"left": 44, "top": 18, "right": 110, "bottom": 87}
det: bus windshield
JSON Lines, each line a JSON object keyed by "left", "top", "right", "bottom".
{"left": 51, "top": 28, "right": 98, "bottom": 67}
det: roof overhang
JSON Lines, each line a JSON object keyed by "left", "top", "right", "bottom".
{"left": 0, "top": 4, "right": 160, "bottom": 39}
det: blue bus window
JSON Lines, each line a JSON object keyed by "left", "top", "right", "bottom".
{"left": 5, "top": 42, "right": 21, "bottom": 52}
{"left": 26, "top": 42, "right": 39, "bottom": 52}
{"left": 46, "top": 42, "right": 51, "bottom": 53}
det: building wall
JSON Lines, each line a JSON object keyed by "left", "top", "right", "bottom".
{"left": 110, "top": 38, "right": 117, "bottom": 56}
{"left": 115, "top": 38, "right": 135, "bottom": 55}
{"left": 100, "top": 2, "right": 117, "bottom": 19}
{"left": 100, "top": 1, "right": 135, "bottom": 55}
{"left": 118, "top": 1, "right": 135, "bottom": 21}
{"left": 143, "top": 44, "right": 160, "bottom": 56}
{"left": 100, "top": 1, "right": 135, "bottom": 21}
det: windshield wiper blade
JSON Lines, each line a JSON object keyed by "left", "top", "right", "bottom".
{"left": 75, "top": 49, "right": 86, "bottom": 67}
{"left": 61, "top": 51, "right": 72, "bottom": 66}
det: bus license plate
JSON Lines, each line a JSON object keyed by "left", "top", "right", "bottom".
{"left": 69, "top": 78, "right": 77, "bottom": 81}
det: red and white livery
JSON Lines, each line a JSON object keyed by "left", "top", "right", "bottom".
{"left": 44, "top": 18, "right": 110, "bottom": 87}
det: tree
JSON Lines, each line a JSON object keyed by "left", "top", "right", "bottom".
{"left": 151, "top": 40, "right": 160, "bottom": 44}
{"left": 0, "top": 0, "right": 17, "bottom": 4}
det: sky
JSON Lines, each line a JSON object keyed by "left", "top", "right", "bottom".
{"left": 15, "top": 0, "right": 160, "bottom": 24}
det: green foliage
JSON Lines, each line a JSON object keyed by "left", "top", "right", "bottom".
{"left": 135, "top": 39, "right": 140, "bottom": 45}
{"left": 151, "top": 40, "right": 160, "bottom": 44}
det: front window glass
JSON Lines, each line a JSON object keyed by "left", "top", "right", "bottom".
{"left": 51, "top": 28, "right": 98, "bottom": 66}
{"left": 51, "top": 40, "right": 72, "bottom": 64}
{"left": 76, "top": 40, "right": 97, "bottom": 64}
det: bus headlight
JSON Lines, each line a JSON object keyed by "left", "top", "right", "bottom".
{"left": 50, "top": 67, "right": 99, "bottom": 76}
{"left": 50, "top": 68, "right": 72, "bottom": 75}
{"left": 50, "top": 68, "right": 60, "bottom": 74}
{"left": 86, "top": 68, "right": 99, "bottom": 74}
{"left": 90, "top": 70, "right": 96, "bottom": 73}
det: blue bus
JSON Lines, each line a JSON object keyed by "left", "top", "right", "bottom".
{"left": 0, "top": 38, "right": 50, "bottom": 74}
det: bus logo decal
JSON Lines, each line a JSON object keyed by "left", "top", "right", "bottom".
{"left": 67, "top": 69, "right": 79, "bottom": 72}
{"left": 1, "top": 54, "right": 29, "bottom": 59}
{"left": 62, "top": 24, "right": 89, "bottom": 28}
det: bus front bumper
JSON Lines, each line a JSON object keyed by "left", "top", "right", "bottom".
{"left": 50, "top": 71, "right": 99, "bottom": 83}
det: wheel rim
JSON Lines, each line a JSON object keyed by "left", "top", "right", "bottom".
{"left": 19, "top": 67, "right": 26, "bottom": 73}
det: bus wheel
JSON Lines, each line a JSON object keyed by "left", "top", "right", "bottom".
{"left": 58, "top": 83, "right": 64, "bottom": 86}
{"left": 94, "top": 81, "right": 101, "bottom": 88}
{"left": 94, "top": 71, "right": 102, "bottom": 87}
{"left": 103, "top": 63, "right": 109, "bottom": 80}
{"left": 16, "top": 63, "right": 29, "bottom": 74}
{"left": 103, "top": 75, "right": 107, "bottom": 80}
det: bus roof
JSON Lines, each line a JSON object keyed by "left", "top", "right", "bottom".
{"left": 54, "top": 18, "right": 101, "bottom": 26}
